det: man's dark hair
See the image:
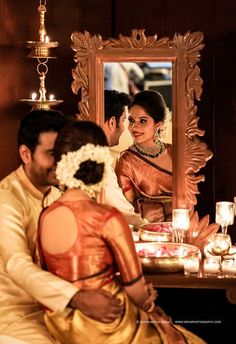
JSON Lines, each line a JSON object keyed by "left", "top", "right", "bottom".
{"left": 17, "top": 109, "right": 68, "bottom": 154}
{"left": 104, "top": 90, "right": 131, "bottom": 124}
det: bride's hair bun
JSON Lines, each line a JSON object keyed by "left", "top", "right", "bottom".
{"left": 74, "top": 160, "right": 104, "bottom": 185}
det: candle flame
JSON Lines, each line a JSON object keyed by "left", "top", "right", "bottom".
{"left": 31, "top": 92, "right": 37, "bottom": 101}
{"left": 172, "top": 209, "right": 190, "bottom": 230}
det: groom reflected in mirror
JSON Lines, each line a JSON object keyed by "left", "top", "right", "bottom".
{"left": 103, "top": 90, "right": 146, "bottom": 227}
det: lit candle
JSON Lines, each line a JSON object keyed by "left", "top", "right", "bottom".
{"left": 131, "top": 231, "right": 139, "bottom": 242}
{"left": 221, "top": 260, "right": 236, "bottom": 277}
{"left": 172, "top": 209, "right": 190, "bottom": 243}
{"left": 49, "top": 94, "right": 54, "bottom": 101}
{"left": 184, "top": 257, "right": 199, "bottom": 275}
{"left": 203, "top": 257, "right": 220, "bottom": 275}
{"left": 173, "top": 209, "right": 190, "bottom": 229}
{"left": 45, "top": 35, "right": 50, "bottom": 43}
{"left": 31, "top": 92, "right": 37, "bottom": 101}
{"left": 209, "top": 233, "right": 231, "bottom": 255}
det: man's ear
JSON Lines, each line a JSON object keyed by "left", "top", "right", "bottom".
{"left": 107, "top": 116, "right": 116, "bottom": 131}
{"left": 19, "top": 145, "right": 32, "bottom": 164}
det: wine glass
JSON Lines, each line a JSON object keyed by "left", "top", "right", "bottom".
{"left": 172, "top": 209, "right": 190, "bottom": 243}
{"left": 215, "top": 201, "right": 235, "bottom": 235}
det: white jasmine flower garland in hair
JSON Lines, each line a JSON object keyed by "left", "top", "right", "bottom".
{"left": 56, "top": 143, "right": 113, "bottom": 198}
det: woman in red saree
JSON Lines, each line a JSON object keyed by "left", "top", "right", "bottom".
{"left": 38, "top": 120, "right": 206, "bottom": 344}
{"left": 115, "top": 90, "right": 172, "bottom": 222}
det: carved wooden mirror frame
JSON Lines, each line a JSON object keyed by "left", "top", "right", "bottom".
{"left": 71, "top": 29, "right": 212, "bottom": 212}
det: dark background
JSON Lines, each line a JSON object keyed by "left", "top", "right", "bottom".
{"left": 0, "top": 1, "right": 236, "bottom": 343}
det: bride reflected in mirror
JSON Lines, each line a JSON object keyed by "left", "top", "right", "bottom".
{"left": 115, "top": 90, "right": 172, "bottom": 223}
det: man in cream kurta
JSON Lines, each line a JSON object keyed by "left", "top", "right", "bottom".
{"left": 105, "top": 165, "right": 144, "bottom": 227}
{"left": 0, "top": 109, "right": 122, "bottom": 344}
{"left": 0, "top": 166, "right": 78, "bottom": 343}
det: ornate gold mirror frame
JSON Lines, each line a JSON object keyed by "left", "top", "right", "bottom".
{"left": 71, "top": 29, "right": 212, "bottom": 212}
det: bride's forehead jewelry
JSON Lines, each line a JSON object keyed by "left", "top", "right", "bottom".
{"left": 56, "top": 143, "right": 113, "bottom": 198}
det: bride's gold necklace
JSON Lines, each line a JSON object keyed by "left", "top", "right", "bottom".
{"left": 134, "top": 140, "right": 165, "bottom": 158}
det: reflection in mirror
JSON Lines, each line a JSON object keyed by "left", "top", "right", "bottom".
{"left": 104, "top": 62, "right": 174, "bottom": 223}
{"left": 114, "top": 88, "right": 173, "bottom": 222}
{"left": 71, "top": 29, "right": 212, "bottom": 213}
{"left": 104, "top": 62, "right": 172, "bottom": 161}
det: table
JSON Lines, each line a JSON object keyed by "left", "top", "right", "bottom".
{"left": 144, "top": 265, "right": 236, "bottom": 304}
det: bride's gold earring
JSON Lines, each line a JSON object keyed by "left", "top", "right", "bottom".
{"left": 153, "top": 128, "right": 159, "bottom": 143}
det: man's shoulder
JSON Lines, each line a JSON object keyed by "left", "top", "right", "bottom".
{"left": 0, "top": 168, "right": 25, "bottom": 203}
{"left": 0, "top": 169, "right": 20, "bottom": 192}
{"left": 46, "top": 186, "right": 62, "bottom": 204}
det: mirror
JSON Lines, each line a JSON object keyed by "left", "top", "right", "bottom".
{"left": 71, "top": 29, "right": 212, "bottom": 212}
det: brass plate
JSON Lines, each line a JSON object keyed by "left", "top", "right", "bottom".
{"left": 135, "top": 242, "right": 200, "bottom": 273}
{"left": 139, "top": 222, "right": 172, "bottom": 243}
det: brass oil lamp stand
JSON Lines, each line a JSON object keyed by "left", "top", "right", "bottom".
{"left": 20, "top": 0, "right": 63, "bottom": 109}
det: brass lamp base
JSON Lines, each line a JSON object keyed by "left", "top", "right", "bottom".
{"left": 25, "top": 41, "right": 59, "bottom": 58}
{"left": 19, "top": 99, "right": 63, "bottom": 110}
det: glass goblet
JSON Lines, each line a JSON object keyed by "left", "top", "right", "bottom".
{"left": 215, "top": 201, "right": 235, "bottom": 235}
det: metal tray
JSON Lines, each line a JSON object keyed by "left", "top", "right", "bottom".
{"left": 135, "top": 242, "right": 200, "bottom": 273}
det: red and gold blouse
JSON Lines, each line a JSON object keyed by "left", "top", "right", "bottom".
{"left": 38, "top": 199, "right": 142, "bottom": 290}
